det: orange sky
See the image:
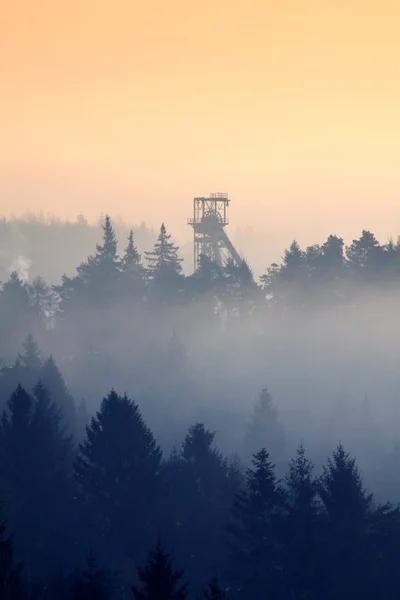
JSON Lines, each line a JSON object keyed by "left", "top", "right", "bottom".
{"left": 2, "top": 0, "right": 400, "bottom": 251}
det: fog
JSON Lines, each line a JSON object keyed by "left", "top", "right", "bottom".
{"left": 2, "top": 212, "right": 400, "bottom": 597}
{"left": 1, "top": 215, "right": 399, "bottom": 487}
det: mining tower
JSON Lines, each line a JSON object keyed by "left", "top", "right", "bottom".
{"left": 188, "top": 193, "right": 242, "bottom": 272}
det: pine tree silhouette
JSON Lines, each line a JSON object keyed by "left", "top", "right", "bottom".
{"left": 281, "top": 445, "right": 320, "bottom": 600}
{"left": 145, "top": 223, "right": 183, "bottom": 278}
{"left": 131, "top": 538, "right": 187, "bottom": 600}
{"left": 0, "top": 383, "right": 73, "bottom": 580}
{"left": 40, "top": 355, "right": 76, "bottom": 431}
{"left": 122, "top": 230, "right": 144, "bottom": 275}
{"left": 17, "top": 334, "right": 42, "bottom": 371}
{"left": 74, "top": 390, "right": 162, "bottom": 559}
{"left": 228, "top": 448, "right": 283, "bottom": 599}
{"left": 95, "top": 215, "right": 118, "bottom": 262}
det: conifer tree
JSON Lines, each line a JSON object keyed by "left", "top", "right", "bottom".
{"left": 0, "top": 336, "right": 42, "bottom": 409}
{"left": 145, "top": 223, "right": 183, "bottom": 278}
{"left": 317, "top": 444, "right": 377, "bottom": 600}
{"left": 318, "top": 443, "right": 372, "bottom": 529}
{"left": 120, "top": 230, "right": 146, "bottom": 300}
{"left": 74, "top": 390, "right": 162, "bottom": 559}
{"left": 244, "top": 389, "right": 285, "bottom": 463}
{"left": 17, "top": 334, "right": 42, "bottom": 371}
{"left": 122, "top": 230, "right": 144, "bottom": 275}
{"left": 228, "top": 448, "right": 283, "bottom": 599}
{"left": 0, "top": 383, "right": 73, "bottom": 580}
{"left": 163, "top": 424, "right": 230, "bottom": 590}
{"left": 40, "top": 355, "right": 76, "bottom": 431}
{"left": 0, "top": 273, "right": 40, "bottom": 360}
{"left": 285, "top": 444, "right": 318, "bottom": 517}
{"left": 220, "top": 259, "right": 255, "bottom": 318}
{"left": 59, "top": 215, "right": 121, "bottom": 310}
{"left": 131, "top": 539, "right": 187, "bottom": 600}
{"left": 281, "top": 445, "right": 320, "bottom": 600}
{"left": 95, "top": 215, "right": 118, "bottom": 262}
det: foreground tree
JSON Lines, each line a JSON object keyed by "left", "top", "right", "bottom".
{"left": 131, "top": 539, "right": 187, "bottom": 600}
{"left": 0, "top": 383, "right": 73, "bottom": 580}
{"left": 164, "top": 424, "right": 231, "bottom": 589}
{"left": 317, "top": 444, "right": 386, "bottom": 600}
{"left": 228, "top": 448, "right": 283, "bottom": 599}
{"left": 280, "top": 445, "right": 320, "bottom": 600}
{"left": 74, "top": 390, "right": 163, "bottom": 560}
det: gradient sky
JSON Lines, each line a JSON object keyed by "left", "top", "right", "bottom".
{"left": 2, "top": 0, "right": 400, "bottom": 253}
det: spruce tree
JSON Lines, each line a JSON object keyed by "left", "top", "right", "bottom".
{"left": 221, "top": 258, "right": 259, "bottom": 319}
{"left": 0, "top": 383, "right": 73, "bottom": 580}
{"left": 74, "top": 390, "right": 162, "bottom": 559}
{"left": 40, "top": 355, "right": 76, "bottom": 431}
{"left": 122, "top": 230, "right": 144, "bottom": 275}
{"left": 163, "top": 424, "right": 230, "bottom": 590}
{"left": 244, "top": 389, "right": 285, "bottom": 463}
{"left": 285, "top": 444, "right": 318, "bottom": 517}
{"left": 60, "top": 215, "right": 121, "bottom": 310}
{"left": 95, "top": 215, "right": 118, "bottom": 262}
{"left": 228, "top": 448, "right": 283, "bottom": 599}
{"left": 318, "top": 443, "right": 372, "bottom": 529}
{"left": 281, "top": 445, "right": 320, "bottom": 600}
{"left": 0, "top": 273, "right": 40, "bottom": 360}
{"left": 317, "top": 444, "right": 376, "bottom": 600}
{"left": 120, "top": 230, "right": 146, "bottom": 299}
{"left": 17, "top": 334, "right": 42, "bottom": 371}
{"left": 131, "top": 539, "right": 187, "bottom": 600}
{"left": 145, "top": 223, "right": 183, "bottom": 278}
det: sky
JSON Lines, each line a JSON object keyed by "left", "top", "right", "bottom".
{"left": 2, "top": 0, "right": 400, "bottom": 256}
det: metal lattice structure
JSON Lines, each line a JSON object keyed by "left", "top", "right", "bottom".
{"left": 188, "top": 193, "right": 242, "bottom": 271}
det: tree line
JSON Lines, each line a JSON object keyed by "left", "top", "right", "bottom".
{"left": 1, "top": 359, "right": 400, "bottom": 599}
{"left": 2, "top": 216, "right": 400, "bottom": 358}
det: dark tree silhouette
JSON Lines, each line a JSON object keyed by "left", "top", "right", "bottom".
{"left": 145, "top": 223, "right": 183, "bottom": 278}
{"left": 0, "top": 383, "right": 73, "bottom": 580}
{"left": 228, "top": 448, "right": 283, "bottom": 599}
{"left": 40, "top": 355, "right": 76, "bottom": 431}
{"left": 280, "top": 444, "right": 320, "bottom": 600}
{"left": 131, "top": 539, "right": 187, "bottom": 600}
{"left": 74, "top": 390, "right": 162, "bottom": 559}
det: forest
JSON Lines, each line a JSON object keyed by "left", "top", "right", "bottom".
{"left": 1, "top": 215, "right": 400, "bottom": 598}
